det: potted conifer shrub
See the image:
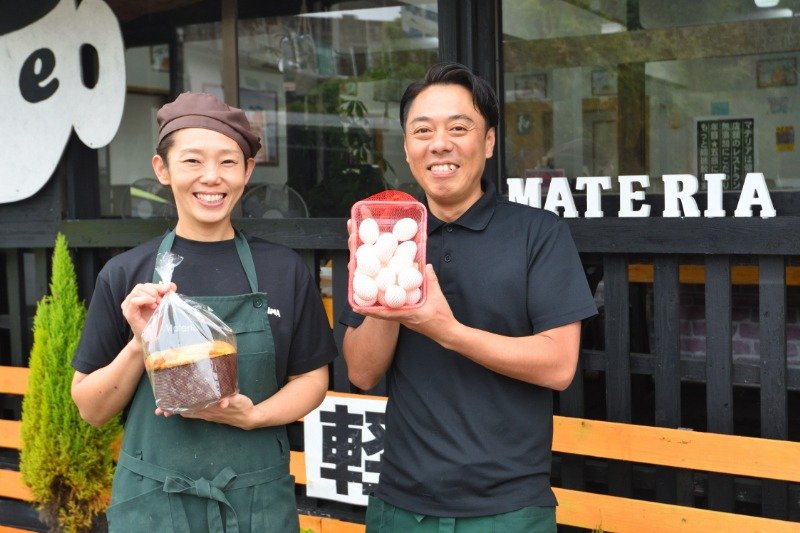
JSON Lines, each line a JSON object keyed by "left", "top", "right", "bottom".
{"left": 20, "top": 233, "right": 122, "bottom": 532}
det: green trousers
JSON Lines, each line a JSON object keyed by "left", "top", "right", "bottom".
{"left": 365, "top": 496, "right": 556, "bottom": 533}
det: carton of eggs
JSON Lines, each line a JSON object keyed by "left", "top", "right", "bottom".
{"left": 348, "top": 195, "right": 427, "bottom": 310}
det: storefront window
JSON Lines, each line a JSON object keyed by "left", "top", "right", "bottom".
{"left": 234, "top": 2, "right": 437, "bottom": 218}
{"left": 103, "top": 2, "right": 437, "bottom": 220}
{"left": 103, "top": 45, "right": 172, "bottom": 218}
{"left": 502, "top": 0, "right": 800, "bottom": 197}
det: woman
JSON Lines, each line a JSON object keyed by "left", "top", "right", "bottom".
{"left": 71, "top": 92, "right": 337, "bottom": 532}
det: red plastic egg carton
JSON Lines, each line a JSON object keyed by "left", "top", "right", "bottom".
{"left": 348, "top": 190, "right": 427, "bottom": 310}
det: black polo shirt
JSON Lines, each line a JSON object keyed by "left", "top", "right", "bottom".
{"left": 73, "top": 232, "right": 338, "bottom": 385}
{"left": 340, "top": 179, "right": 597, "bottom": 517}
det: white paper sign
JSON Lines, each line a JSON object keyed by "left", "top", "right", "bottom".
{"left": 304, "top": 394, "right": 387, "bottom": 506}
{"left": 0, "top": 0, "right": 126, "bottom": 204}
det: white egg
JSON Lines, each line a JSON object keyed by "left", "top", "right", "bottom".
{"left": 388, "top": 253, "right": 413, "bottom": 273}
{"left": 374, "top": 232, "right": 399, "bottom": 264}
{"left": 356, "top": 251, "right": 381, "bottom": 277}
{"left": 395, "top": 240, "right": 417, "bottom": 260}
{"left": 352, "top": 273, "right": 378, "bottom": 301}
{"left": 383, "top": 285, "right": 407, "bottom": 308}
{"left": 374, "top": 267, "right": 396, "bottom": 291}
{"left": 397, "top": 267, "right": 423, "bottom": 290}
{"left": 352, "top": 293, "right": 377, "bottom": 307}
{"left": 405, "top": 288, "right": 422, "bottom": 305}
{"left": 355, "top": 243, "right": 375, "bottom": 260}
{"left": 358, "top": 218, "right": 380, "bottom": 245}
{"left": 392, "top": 218, "right": 418, "bottom": 242}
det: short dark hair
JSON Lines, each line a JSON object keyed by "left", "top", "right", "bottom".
{"left": 399, "top": 62, "right": 499, "bottom": 132}
{"left": 155, "top": 132, "right": 176, "bottom": 167}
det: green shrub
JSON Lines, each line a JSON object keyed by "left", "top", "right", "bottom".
{"left": 20, "top": 233, "right": 122, "bottom": 532}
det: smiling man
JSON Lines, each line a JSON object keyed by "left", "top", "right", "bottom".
{"left": 339, "top": 63, "right": 598, "bottom": 532}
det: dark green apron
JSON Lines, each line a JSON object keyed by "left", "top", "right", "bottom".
{"left": 107, "top": 230, "right": 299, "bottom": 533}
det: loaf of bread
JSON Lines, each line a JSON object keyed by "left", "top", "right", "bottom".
{"left": 145, "top": 340, "right": 238, "bottom": 412}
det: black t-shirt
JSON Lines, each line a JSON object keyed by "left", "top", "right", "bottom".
{"left": 73, "top": 232, "right": 338, "bottom": 385}
{"left": 340, "top": 180, "right": 598, "bottom": 516}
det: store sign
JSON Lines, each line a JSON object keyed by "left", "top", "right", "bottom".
{"left": 304, "top": 394, "right": 386, "bottom": 505}
{"left": 507, "top": 173, "right": 777, "bottom": 218}
{"left": 0, "top": 0, "right": 125, "bottom": 204}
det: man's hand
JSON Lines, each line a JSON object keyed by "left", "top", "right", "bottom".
{"left": 354, "top": 264, "right": 457, "bottom": 345}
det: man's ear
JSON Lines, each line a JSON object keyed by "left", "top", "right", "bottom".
{"left": 485, "top": 127, "right": 497, "bottom": 159}
{"left": 152, "top": 154, "right": 170, "bottom": 186}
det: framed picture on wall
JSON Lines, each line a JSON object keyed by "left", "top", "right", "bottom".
{"left": 240, "top": 89, "right": 279, "bottom": 166}
{"left": 756, "top": 57, "right": 797, "bottom": 88}
{"left": 150, "top": 44, "right": 170, "bottom": 72}
{"left": 515, "top": 73, "right": 547, "bottom": 100}
{"left": 591, "top": 69, "right": 617, "bottom": 96}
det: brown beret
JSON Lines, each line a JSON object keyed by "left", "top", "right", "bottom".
{"left": 156, "top": 92, "right": 262, "bottom": 159}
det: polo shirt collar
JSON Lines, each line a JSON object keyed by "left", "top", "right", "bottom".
{"left": 426, "top": 178, "right": 497, "bottom": 233}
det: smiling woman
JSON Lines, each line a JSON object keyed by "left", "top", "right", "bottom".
{"left": 150, "top": 92, "right": 261, "bottom": 240}
{"left": 69, "top": 90, "right": 339, "bottom": 533}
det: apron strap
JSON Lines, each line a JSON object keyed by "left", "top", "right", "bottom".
{"left": 233, "top": 229, "right": 259, "bottom": 294}
{"left": 153, "top": 229, "right": 259, "bottom": 293}
{"left": 118, "top": 451, "right": 288, "bottom": 533}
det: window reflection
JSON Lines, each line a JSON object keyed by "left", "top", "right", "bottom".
{"left": 502, "top": 0, "right": 800, "bottom": 198}
{"left": 105, "top": 2, "right": 438, "bottom": 219}
{"left": 234, "top": 2, "right": 438, "bottom": 218}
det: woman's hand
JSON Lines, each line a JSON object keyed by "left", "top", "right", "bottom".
{"left": 121, "top": 282, "right": 177, "bottom": 339}
{"left": 155, "top": 394, "right": 256, "bottom": 429}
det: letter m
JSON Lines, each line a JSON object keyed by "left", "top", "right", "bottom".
{"left": 507, "top": 178, "right": 542, "bottom": 207}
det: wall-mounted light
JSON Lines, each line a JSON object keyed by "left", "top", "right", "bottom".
{"left": 754, "top": 0, "right": 780, "bottom": 7}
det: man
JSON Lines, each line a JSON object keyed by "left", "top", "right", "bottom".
{"left": 340, "top": 63, "right": 597, "bottom": 532}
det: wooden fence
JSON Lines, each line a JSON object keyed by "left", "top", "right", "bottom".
{"left": 1, "top": 216, "right": 799, "bottom": 526}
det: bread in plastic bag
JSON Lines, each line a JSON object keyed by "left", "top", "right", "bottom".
{"left": 141, "top": 251, "right": 238, "bottom": 413}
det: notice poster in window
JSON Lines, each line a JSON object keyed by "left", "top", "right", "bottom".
{"left": 776, "top": 125, "right": 795, "bottom": 152}
{"left": 240, "top": 89, "right": 279, "bottom": 166}
{"left": 696, "top": 117, "right": 754, "bottom": 190}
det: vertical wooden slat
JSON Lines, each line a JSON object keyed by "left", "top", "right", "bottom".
{"left": 604, "top": 255, "right": 631, "bottom": 420}
{"left": 758, "top": 255, "right": 788, "bottom": 519}
{"left": 653, "top": 256, "right": 682, "bottom": 504}
{"left": 603, "top": 254, "right": 632, "bottom": 496}
{"left": 30, "top": 249, "right": 50, "bottom": 359}
{"left": 331, "top": 250, "right": 351, "bottom": 393}
{"left": 559, "top": 355, "right": 584, "bottom": 417}
{"left": 559, "top": 353, "right": 586, "bottom": 491}
{"left": 704, "top": 255, "right": 734, "bottom": 512}
{"left": 298, "top": 249, "right": 315, "bottom": 282}
{"left": 5, "top": 250, "right": 23, "bottom": 365}
{"left": 75, "top": 248, "right": 98, "bottom": 304}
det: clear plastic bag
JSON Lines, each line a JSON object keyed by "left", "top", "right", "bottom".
{"left": 141, "top": 251, "right": 238, "bottom": 412}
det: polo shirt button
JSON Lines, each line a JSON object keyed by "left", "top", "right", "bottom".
{"left": 253, "top": 298, "right": 263, "bottom": 308}
{"left": 444, "top": 254, "right": 451, "bottom": 262}
{"left": 446, "top": 225, "right": 453, "bottom": 233}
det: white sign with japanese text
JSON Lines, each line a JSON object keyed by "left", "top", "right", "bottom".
{"left": 304, "top": 393, "right": 387, "bottom": 506}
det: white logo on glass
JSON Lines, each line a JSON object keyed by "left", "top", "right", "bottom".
{"left": 0, "top": 0, "right": 126, "bottom": 204}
